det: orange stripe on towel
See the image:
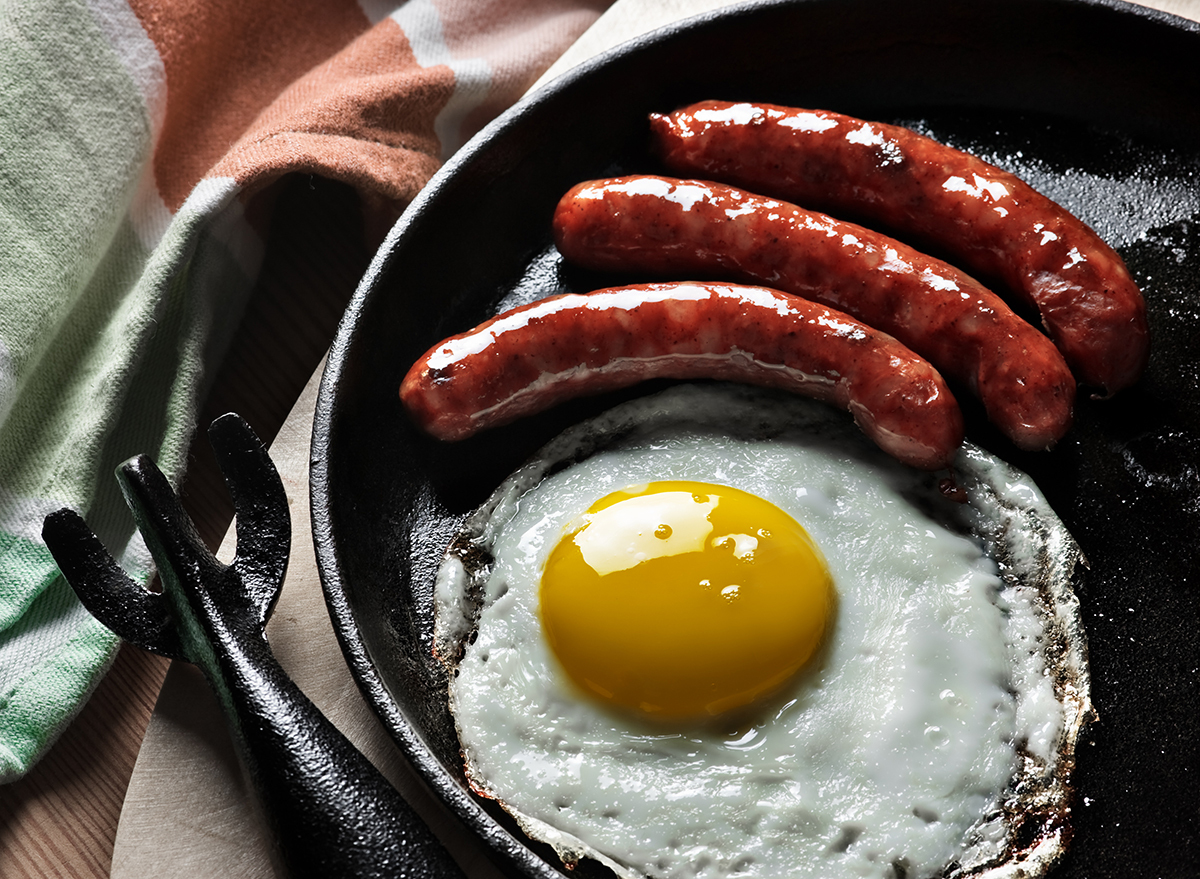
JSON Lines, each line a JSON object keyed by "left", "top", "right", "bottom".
{"left": 128, "top": 0, "right": 373, "bottom": 211}
{"left": 209, "top": 19, "right": 452, "bottom": 210}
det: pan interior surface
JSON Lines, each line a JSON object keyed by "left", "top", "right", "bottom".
{"left": 310, "top": 2, "right": 1200, "bottom": 877}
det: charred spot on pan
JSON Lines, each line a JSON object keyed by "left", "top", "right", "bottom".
{"left": 431, "top": 534, "right": 494, "bottom": 666}
{"left": 826, "top": 824, "right": 865, "bottom": 854}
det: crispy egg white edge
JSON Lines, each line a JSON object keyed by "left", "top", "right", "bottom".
{"left": 430, "top": 384, "right": 1094, "bottom": 879}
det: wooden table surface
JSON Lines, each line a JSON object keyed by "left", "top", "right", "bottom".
{"left": 0, "top": 169, "right": 372, "bottom": 877}
{"left": 3, "top": 0, "right": 1199, "bottom": 874}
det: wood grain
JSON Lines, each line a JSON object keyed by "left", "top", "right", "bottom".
{"left": 0, "top": 173, "right": 372, "bottom": 879}
{"left": 0, "top": 645, "right": 169, "bottom": 879}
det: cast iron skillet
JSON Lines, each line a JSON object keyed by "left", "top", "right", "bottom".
{"left": 311, "top": 1, "right": 1200, "bottom": 876}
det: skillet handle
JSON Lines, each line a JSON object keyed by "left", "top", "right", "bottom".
{"left": 210, "top": 622, "right": 468, "bottom": 879}
{"left": 42, "top": 414, "right": 467, "bottom": 879}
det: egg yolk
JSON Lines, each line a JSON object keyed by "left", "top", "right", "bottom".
{"left": 539, "top": 481, "right": 833, "bottom": 720}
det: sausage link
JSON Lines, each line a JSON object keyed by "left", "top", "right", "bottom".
{"left": 553, "top": 175, "right": 1075, "bottom": 451}
{"left": 650, "top": 100, "right": 1149, "bottom": 395}
{"left": 400, "top": 282, "right": 963, "bottom": 470}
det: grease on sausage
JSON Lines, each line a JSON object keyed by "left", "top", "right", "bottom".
{"left": 553, "top": 175, "right": 1075, "bottom": 451}
{"left": 400, "top": 282, "right": 963, "bottom": 470}
{"left": 650, "top": 100, "right": 1149, "bottom": 395}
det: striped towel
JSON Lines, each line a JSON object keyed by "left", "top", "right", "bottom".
{"left": 0, "top": 0, "right": 611, "bottom": 781}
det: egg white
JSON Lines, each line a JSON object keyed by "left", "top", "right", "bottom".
{"left": 434, "top": 384, "right": 1091, "bottom": 879}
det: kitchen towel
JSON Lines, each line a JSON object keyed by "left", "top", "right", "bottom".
{"left": 0, "top": 0, "right": 610, "bottom": 781}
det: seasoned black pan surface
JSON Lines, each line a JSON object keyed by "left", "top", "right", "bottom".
{"left": 312, "top": 2, "right": 1200, "bottom": 877}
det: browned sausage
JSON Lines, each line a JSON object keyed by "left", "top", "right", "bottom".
{"left": 400, "top": 282, "right": 963, "bottom": 470}
{"left": 650, "top": 100, "right": 1149, "bottom": 395}
{"left": 553, "top": 175, "right": 1075, "bottom": 451}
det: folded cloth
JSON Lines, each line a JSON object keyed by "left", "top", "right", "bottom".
{"left": 0, "top": 0, "right": 611, "bottom": 782}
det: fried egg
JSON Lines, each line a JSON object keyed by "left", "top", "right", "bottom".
{"left": 434, "top": 384, "right": 1091, "bottom": 879}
